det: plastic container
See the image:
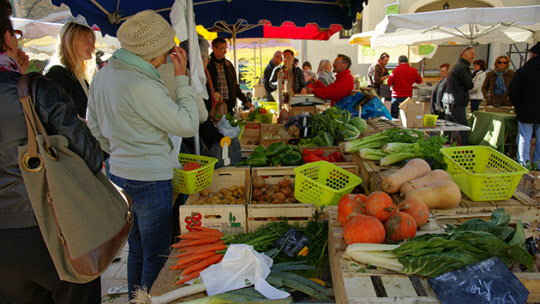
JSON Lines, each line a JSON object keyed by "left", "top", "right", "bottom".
{"left": 172, "top": 154, "right": 218, "bottom": 195}
{"left": 423, "top": 114, "right": 438, "bottom": 126}
{"left": 440, "top": 146, "right": 528, "bottom": 201}
{"left": 293, "top": 161, "right": 362, "bottom": 206}
{"left": 256, "top": 114, "right": 273, "bottom": 124}
{"left": 259, "top": 101, "right": 278, "bottom": 114}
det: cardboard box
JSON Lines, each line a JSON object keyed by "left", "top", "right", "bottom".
{"left": 399, "top": 98, "right": 427, "bottom": 128}
{"left": 180, "top": 167, "right": 250, "bottom": 235}
{"left": 290, "top": 105, "right": 318, "bottom": 116}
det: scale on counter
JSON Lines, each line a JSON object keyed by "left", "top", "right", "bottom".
{"left": 289, "top": 94, "right": 326, "bottom": 106}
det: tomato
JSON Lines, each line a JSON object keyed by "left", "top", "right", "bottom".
{"left": 183, "top": 162, "right": 201, "bottom": 171}
{"left": 259, "top": 108, "right": 268, "bottom": 114}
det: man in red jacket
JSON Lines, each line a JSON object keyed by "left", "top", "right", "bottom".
{"left": 307, "top": 54, "right": 354, "bottom": 106}
{"left": 387, "top": 55, "right": 423, "bottom": 118}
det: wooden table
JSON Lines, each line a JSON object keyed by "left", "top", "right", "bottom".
{"left": 416, "top": 119, "right": 471, "bottom": 134}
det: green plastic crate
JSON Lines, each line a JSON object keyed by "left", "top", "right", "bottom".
{"left": 293, "top": 161, "right": 362, "bottom": 206}
{"left": 440, "top": 146, "right": 528, "bottom": 201}
{"left": 172, "top": 154, "right": 218, "bottom": 195}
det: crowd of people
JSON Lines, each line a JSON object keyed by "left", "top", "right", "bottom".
{"left": 1, "top": 0, "right": 540, "bottom": 301}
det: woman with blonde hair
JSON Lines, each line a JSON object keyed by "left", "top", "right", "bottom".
{"left": 45, "top": 22, "right": 96, "bottom": 118}
{"left": 481, "top": 55, "right": 515, "bottom": 107}
{"left": 316, "top": 59, "right": 335, "bottom": 86}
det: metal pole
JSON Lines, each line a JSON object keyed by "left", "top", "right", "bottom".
{"left": 187, "top": 0, "right": 200, "bottom": 155}
{"left": 259, "top": 38, "right": 263, "bottom": 100}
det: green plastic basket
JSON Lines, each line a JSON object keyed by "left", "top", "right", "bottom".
{"left": 172, "top": 154, "right": 218, "bottom": 195}
{"left": 293, "top": 161, "right": 362, "bottom": 206}
{"left": 256, "top": 113, "right": 273, "bottom": 124}
{"left": 440, "top": 146, "right": 528, "bottom": 201}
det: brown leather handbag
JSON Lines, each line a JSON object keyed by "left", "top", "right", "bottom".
{"left": 17, "top": 72, "right": 133, "bottom": 283}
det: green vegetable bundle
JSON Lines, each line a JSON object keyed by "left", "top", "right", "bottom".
{"left": 244, "top": 143, "right": 303, "bottom": 167}
{"left": 343, "top": 208, "right": 534, "bottom": 278}
{"left": 303, "top": 108, "right": 366, "bottom": 146}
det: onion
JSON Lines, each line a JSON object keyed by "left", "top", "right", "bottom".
{"left": 253, "top": 176, "right": 266, "bottom": 189}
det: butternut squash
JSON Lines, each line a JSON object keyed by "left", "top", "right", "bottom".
{"left": 405, "top": 179, "right": 461, "bottom": 209}
{"left": 399, "top": 169, "right": 453, "bottom": 197}
{"left": 382, "top": 158, "right": 431, "bottom": 194}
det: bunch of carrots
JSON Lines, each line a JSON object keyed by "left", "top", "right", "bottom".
{"left": 170, "top": 226, "right": 227, "bottom": 285}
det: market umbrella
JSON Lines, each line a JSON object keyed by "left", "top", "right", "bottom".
{"left": 51, "top": 0, "right": 366, "bottom": 38}
{"left": 12, "top": 17, "right": 120, "bottom": 60}
{"left": 349, "top": 5, "right": 540, "bottom": 49}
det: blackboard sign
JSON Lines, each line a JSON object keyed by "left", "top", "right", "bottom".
{"left": 273, "top": 228, "right": 310, "bottom": 257}
{"left": 428, "top": 256, "right": 529, "bottom": 304}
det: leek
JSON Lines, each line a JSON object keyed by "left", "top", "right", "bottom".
{"left": 358, "top": 149, "right": 389, "bottom": 161}
{"left": 382, "top": 142, "right": 415, "bottom": 154}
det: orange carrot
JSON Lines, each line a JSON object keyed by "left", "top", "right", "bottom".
{"left": 178, "top": 231, "right": 224, "bottom": 239}
{"left": 189, "top": 226, "right": 223, "bottom": 234}
{"left": 182, "top": 253, "right": 223, "bottom": 276}
{"left": 175, "top": 243, "right": 227, "bottom": 258}
{"left": 174, "top": 270, "right": 202, "bottom": 285}
{"left": 170, "top": 260, "right": 198, "bottom": 270}
{"left": 175, "top": 251, "right": 216, "bottom": 268}
{"left": 177, "top": 236, "right": 222, "bottom": 247}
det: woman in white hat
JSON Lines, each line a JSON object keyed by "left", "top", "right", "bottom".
{"left": 86, "top": 10, "right": 199, "bottom": 298}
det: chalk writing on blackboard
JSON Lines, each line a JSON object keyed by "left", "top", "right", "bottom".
{"left": 428, "top": 256, "right": 529, "bottom": 304}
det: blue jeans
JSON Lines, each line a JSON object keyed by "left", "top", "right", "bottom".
{"left": 470, "top": 99, "right": 482, "bottom": 112}
{"left": 110, "top": 175, "right": 172, "bottom": 299}
{"left": 391, "top": 97, "right": 407, "bottom": 119}
{"left": 517, "top": 122, "right": 540, "bottom": 166}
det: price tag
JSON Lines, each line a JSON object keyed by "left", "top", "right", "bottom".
{"left": 272, "top": 228, "right": 309, "bottom": 257}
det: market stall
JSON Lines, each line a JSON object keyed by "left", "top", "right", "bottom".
{"left": 468, "top": 111, "right": 518, "bottom": 154}
{"left": 133, "top": 110, "right": 540, "bottom": 303}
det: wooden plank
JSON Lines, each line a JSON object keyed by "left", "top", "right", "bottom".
{"left": 516, "top": 273, "right": 540, "bottom": 303}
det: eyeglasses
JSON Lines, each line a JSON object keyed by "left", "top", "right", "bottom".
{"left": 497, "top": 61, "right": 508, "bottom": 65}
{"left": 14, "top": 29, "right": 23, "bottom": 40}
{"left": 168, "top": 47, "right": 175, "bottom": 55}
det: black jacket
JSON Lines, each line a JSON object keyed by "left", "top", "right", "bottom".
{"left": 263, "top": 59, "right": 279, "bottom": 100}
{"left": 207, "top": 53, "right": 249, "bottom": 113}
{"left": 269, "top": 65, "right": 306, "bottom": 95}
{"left": 446, "top": 57, "right": 474, "bottom": 107}
{"left": 45, "top": 65, "right": 89, "bottom": 118}
{"left": 431, "top": 77, "right": 447, "bottom": 117}
{"left": 509, "top": 55, "right": 540, "bottom": 124}
{"left": 0, "top": 71, "right": 102, "bottom": 229}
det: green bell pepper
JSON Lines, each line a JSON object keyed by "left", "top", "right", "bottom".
{"left": 254, "top": 145, "right": 266, "bottom": 154}
{"left": 265, "top": 142, "right": 290, "bottom": 157}
{"left": 246, "top": 152, "right": 268, "bottom": 167}
{"left": 283, "top": 151, "right": 304, "bottom": 166}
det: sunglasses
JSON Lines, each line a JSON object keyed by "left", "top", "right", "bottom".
{"left": 497, "top": 61, "right": 508, "bottom": 64}
{"left": 14, "top": 29, "right": 23, "bottom": 40}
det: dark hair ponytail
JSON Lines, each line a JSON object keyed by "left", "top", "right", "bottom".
{"left": 0, "top": 0, "right": 14, "bottom": 52}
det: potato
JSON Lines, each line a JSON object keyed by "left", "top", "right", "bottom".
{"left": 194, "top": 199, "right": 206, "bottom": 205}
{"left": 219, "top": 188, "right": 228, "bottom": 195}
{"left": 224, "top": 191, "right": 233, "bottom": 197}
{"left": 228, "top": 185, "right": 238, "bottom": 192}
{"left": 200, "top": 188, "right": 212, "bottom": 197}
{"left": 232, "top": 190, "right": 239, "bottom": 197}
{"left": 238, "top": 186, "right": 245, "bottom": 196}
{"left": 216, "top": 193, "right": 223, "bottom": 198}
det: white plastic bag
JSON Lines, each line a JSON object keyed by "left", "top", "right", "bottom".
{"left": 216, "top": 118, "right": 241, "bottom": 138}
{"left": 200, "top": 244, "right": 290, "bottom": 300}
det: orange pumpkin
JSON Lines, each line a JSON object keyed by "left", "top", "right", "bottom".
{"left": 337, "top": 194, "right": 367, "bottom": 227}
{"left": 366, "top": 191, "right": 396, "bottom": 222}
{"left": 384, "top": 211, "right": 417, "bottom": 242}
{"left": 398, "top": 198, "right": 430, "bottom": 227}
{"left": 343, "top": 214, "right": 385, "bottom": 244}
{"left": 183, "top": 162, "right": 201, "bottom": 171}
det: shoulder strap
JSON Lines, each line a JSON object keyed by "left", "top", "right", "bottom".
{"left": 17, "top": 72, "right": 55, "bottom": 158}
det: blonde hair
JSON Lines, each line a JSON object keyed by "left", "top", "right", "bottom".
{"left": 56, "top": 22, "right": 96, "bottom": 82}
{"left": 210, "top": 101, "right": 228, "bottom": 122}
{"left": 317, "top": 59, "right": 332, "bottom": 74}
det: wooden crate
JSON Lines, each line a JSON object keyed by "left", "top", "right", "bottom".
{"left": 260, "top": 123, "right": 295, "bottom": 147}
{"left": 517, "top": 171, "right": 540, "bottom": 203}
{"left": 327, "top": 206, "right": 540, "bottom": 304}
{"left": 248, "top": 166, "right": 314, "bottom": 232}
{"left": 248, "top": 164, "right": 360, "bottom": 232}
{"left": 240, "top": 122, "right": 261, "bottom": 146}
{"left": 361, "top": 118, "right": 401, "bottom": 138}
{"left": 328, "top": 207, "right": 442, "bottom": 304}
{"left": 290, "top": 105, "right": 318, "bottom": 116}
{"left": 180, "top": 167, "right": 250, "bottom": 235}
